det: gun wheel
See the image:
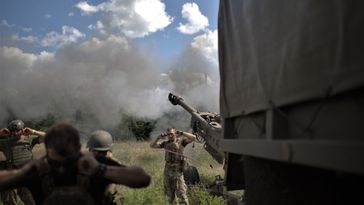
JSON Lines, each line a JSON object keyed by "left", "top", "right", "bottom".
{"left": 183, "top": 165, "right": 200, "bottom": 186}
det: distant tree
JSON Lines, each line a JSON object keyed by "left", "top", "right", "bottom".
{"left": 123, "top": 116, "right": 156, "bottom": 141}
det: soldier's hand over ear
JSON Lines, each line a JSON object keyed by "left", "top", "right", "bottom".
{"left": 23, "top": 127, "right": 34, "bottom": 136}
{"left": 0, "top": 128, "right": 10, "bottom": 137}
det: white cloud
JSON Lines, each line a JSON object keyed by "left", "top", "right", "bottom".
{"left": 177, "top": 2, "right": 209, "bottom": 35}
{"left": 21, "top": 36, "right": 38, "bottom": 44}
{"left": 38, "top": 51, "right": 55, "bottom": 61}
{"left": 23, "top": 27, "right": 32, "bottom": 32}
{"left": 88, "top": 21, "right": 104, "bottom": 30}
{"left": 68, "top": 12, "right": 75, "bottom": 17}
{"left": 10, "top": 34, "right": 19, "bottom": 40}
{"left": 76, "top": 1, "right": 98, "bottom": 15}
{"left": 40, "top": 26, "right": 85, "bottom": 48}
{"left": 75, "top": 0, "right": 173, "bottom": 38}
{"left": 11, "top": 34, "right": 39, "bottom": 44}
{"left": 0, "top": 19, "right": 15, "bottom": 27}
{"left": 133, "top": 0, "right": 173, "bottom": 35}
{"left": 1, "top": 46, "right": 38, "bottom": 68}
{"left": 10, "top": 26, "right": 85, "bottom": 48}
{"left": 44, "top": 14, "right": 52, "bottom": 19}
{"left": 191, "top": 29, "right": 218, "bottom": 66}
{"left": 88, "top": 21, "right": 107, "bottom": 35}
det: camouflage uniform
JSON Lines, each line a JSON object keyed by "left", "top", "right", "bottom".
{"left": 161, "top": 138, "right": 189, "bottom": 205}
{"left": 0, "top": 134, "right": 39, "bottom": 205}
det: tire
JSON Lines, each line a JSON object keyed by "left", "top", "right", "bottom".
{"left": 183, "top": 165, "right": 200, "bottom": 186}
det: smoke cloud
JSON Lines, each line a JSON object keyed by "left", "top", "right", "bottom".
{"left": 0, "top": 34, "right": 219, "bottom": 137}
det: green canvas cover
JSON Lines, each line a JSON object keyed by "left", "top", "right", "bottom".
{"left": 218, "top": 0, "right": 364, "bottom": 118}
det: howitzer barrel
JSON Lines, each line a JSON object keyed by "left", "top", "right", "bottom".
{"left": 168, "top": 93, "right": 196, "bottom": 113}
{"left": 168, "top": 93, "right": 213, "bottom": 130}
{"left": 168, "top": 93, "right": 224, "bottom": 164}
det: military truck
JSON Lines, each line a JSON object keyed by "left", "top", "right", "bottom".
{"left": 220, "top": 0, "right": 364, "bottom": 204}
{"left": 173, "top": 1, "right": 364, "bottom": 204}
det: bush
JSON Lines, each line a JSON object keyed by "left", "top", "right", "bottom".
{"left": 121, "top": 116, "right": 156, "bottom": 141}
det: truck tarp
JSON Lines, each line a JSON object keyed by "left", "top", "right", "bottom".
{"left": 218, "top": 0, "right": 364, "bottom": 118}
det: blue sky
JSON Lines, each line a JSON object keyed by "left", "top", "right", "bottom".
{"left": 0, "top": 0, "right": 220, "bottom": 127}
{"left": 0, "top": 0, "right": 219, "bottom": 60}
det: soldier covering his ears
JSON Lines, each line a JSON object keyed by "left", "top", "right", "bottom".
{"left": 0, "top": 120, "right": 46, "bottom": 205}
{"left": 87, "top": 130, "right": 124, "bottom": 205}
{"left": 150, "top": 127, "right": 196, "bottom": 205}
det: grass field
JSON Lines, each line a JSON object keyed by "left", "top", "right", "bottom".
{"left": 10, "top": 140, "right": 226, "bottom": 205}
{"left": 111, "top": 141, "right": 225, "bottom": 205}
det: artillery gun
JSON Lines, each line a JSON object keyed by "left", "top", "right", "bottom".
{"left": 168, "top": 93, "right": 231, "bottom": 200}
{"left": 168, "top": 93, "right": 224, "bottom": 164}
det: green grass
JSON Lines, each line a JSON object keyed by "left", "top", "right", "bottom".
{"left": 113, "top": 141, "right": 225, "bottom": 205}
{"left": 189, "top": 187, "right": 226, "bottom": 205}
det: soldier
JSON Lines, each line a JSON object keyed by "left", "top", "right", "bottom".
{"left": 150, "top": 127, "right": 196, "bottom": 205}
{"left": 0, "top": 123, "right": 151, "bottom": 205}
{"left": 87, "top": 130, "right": 124, "bottom": 205}
{"left": 0, "top": 119, "right": 46, "bottom": 205}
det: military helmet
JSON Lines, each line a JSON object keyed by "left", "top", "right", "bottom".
{"left": 8, "top": 120, "right": 25, "bottom": 132}
{"left": 87, "top": 130, "right": 113, "bottom": 151}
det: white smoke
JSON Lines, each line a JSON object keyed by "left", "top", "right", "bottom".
{"left": 0, "top": 34, "right": 219, "bottom": 136}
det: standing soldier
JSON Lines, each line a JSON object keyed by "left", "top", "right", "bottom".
{"left": 150, "top": 127, "right": 196, "bottom": 205}
{"left": 0, "top": 119, "right": 46, "bottom": 205}
{"left": 87, "top": 130, "right": 124, "bottom": 205}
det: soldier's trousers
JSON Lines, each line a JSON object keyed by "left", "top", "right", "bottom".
{"left": 0, "top": 188, "right": 35, "bottom": 205}
{"left": 164, "top": 169, "right": 189, "bottom": 205}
